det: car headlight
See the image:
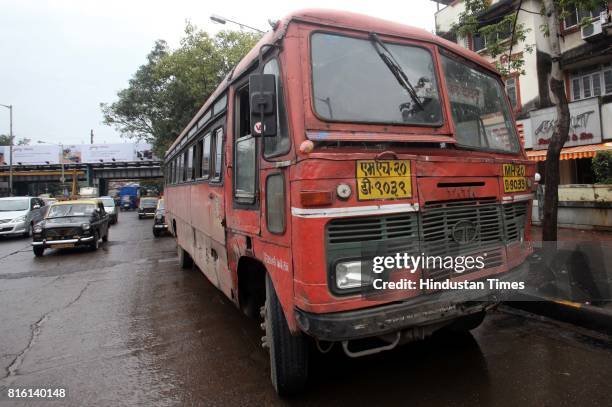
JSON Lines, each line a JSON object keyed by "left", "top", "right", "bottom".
{"left": 81, "top": 223, "right": 91, "bottom": 231}
{"left": 34, "top": 225, "right": 43, "bottom": 234}
{"left": 11, "top": 215, "right": 26, "bottom": 223}
{"left": 335, "top": 261, "right": 365, "bottom": 290}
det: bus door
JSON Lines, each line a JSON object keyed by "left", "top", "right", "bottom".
{"left": 222, "top": 79, "right": 262, "bottom": 297}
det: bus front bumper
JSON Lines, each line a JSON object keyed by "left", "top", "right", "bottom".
{"left": 294, "top": 260, "right": 532, "bottom": 342}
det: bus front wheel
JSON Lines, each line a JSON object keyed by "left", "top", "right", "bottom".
{"left": 264, "top": 274, "right": 308, "bottom": 396}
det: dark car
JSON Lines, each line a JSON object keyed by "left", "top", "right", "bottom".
{"left": 138, "top": 197, "right": 158, "bottom": 219}
{"left": 153, "top": 199, "right": 168, "bottom": 237}
{"left": 32, "top": 200, "right": 110, "bottom": 257}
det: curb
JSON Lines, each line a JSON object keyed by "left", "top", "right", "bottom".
{"left": 506, "top": 296, "right": 612, "bottom": 336}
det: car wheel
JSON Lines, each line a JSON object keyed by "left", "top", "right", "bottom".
{"left": 265, "top": 273, "right": 309, "bottom": 396}
{"left": 153, "top": 229, "right": 161, "bottom": 238}
{"left": 177, "top": 245, "right": 193, "bottom": 269}
{"left": 33, "top": 246, "right": 44, "bottom": 257}
{"left": 102, "top": 228, "right": 109, "bottom": 242}
{"left": 23, "top": 222, "right": 32, "bottom": 238}
{"left": 91, "top": 231, "right": 100, "bottom": 251}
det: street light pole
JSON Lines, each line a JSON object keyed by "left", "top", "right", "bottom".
{"left": 0, "top": 103, "right": 13, "bottom": 196}
{"left": 209, "top": 14, "right": 265, "bottom": 33}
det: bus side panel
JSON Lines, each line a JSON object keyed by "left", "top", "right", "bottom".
{"left": 167, "top": 184, "right": 192, "bottom": 252}
{"left": 189, "top": 181, "right": 227, "bottom": 291}
{"left": 252, "top": 239, "right": 298, "bottom": 331}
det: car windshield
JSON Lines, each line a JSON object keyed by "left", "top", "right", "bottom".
{"left": 157, "top": 200, "right": 165, "bottom": 210}
{"left": 47, "top": 204, "right": 96, "bottom": 218}
{"left": 311, "top": 33, "right": 442, "bottom": 125}
{"left": 440, "top": 52, "right": 520, "bottom": 153}
{"left": 100, "top": 198, "right": 115, "bottom": 207}
{"left": 0, "top": 199, "right": 29, "bottom": 211}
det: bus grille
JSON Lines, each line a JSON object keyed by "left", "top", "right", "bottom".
{"left": 325, "top": 200, "right": 529, "bottom": 287}
{"left": 327, "top": 214, "right": 418, "bottom": 244}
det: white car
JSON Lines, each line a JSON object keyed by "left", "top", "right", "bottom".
{"left": 0, "top": 197, "right": 46, "bottom": 237}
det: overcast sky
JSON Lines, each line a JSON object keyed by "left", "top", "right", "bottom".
{"left": 0, "top": 0, "right": 438, "bottom": 145}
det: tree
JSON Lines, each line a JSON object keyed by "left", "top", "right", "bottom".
{"left": 101, "top": 23, "right": 261, "bottom": 158}
{"left": 0, "top": 135, "right": 29, "bottom": 146}
{"left": 450, "top": 0, "right": 606, "bottom": 241}
{"left": 592, "top": 151, "right": 612, "bottom": 184}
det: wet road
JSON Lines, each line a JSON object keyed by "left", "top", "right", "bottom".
{"left": 1, "top": 215, "right": 611, "bottom": 406}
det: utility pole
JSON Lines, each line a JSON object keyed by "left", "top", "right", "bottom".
{"left": 0, "top": 103, "right": 13, "bottom": 196}
{"left": 90, "top": 129, "right": 94, "bottom": 144}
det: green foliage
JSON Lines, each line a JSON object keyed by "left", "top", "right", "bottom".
{"left": 592, "top": 151, "right": 612, "bottom": 184}
{"left": 0, "top": 135, "right": 29, "bottom": 146}
{"left": 101, "top": 23, "right": 261, "bottom": 157}
{"left": 451, "top": 0, "right": 606, "bottom": 77}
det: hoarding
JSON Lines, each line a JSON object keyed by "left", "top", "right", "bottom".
{"left": 12, "top": 145, "right": 61, "bottom": 164}
{"left": 0, "top": 143, "right": 157, "bottom": 165}
{"left": 531, "top": 97, "right": 602, "bottom": 150}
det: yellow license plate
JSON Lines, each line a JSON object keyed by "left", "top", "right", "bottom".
{"left": 503, "top": 164, "right": 527, "bottom": 193}
{"left": 53, "top": 243, "right": 74, "bottom": 249}
{"left": 356, "top": 160, "right": 412, "bottom": 200}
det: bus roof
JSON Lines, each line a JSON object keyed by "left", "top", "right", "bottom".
{"left": 166, "top": 9, "right": 498, "bottom": 155}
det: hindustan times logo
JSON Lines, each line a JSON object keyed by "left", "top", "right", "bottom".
{"left": 372, "top": 252, "right": 487, "bottom": 274}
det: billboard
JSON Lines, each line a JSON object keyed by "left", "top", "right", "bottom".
{"left": 81, "top": 143, "right": 135, "bottom": 163}
{"left": 0, "top": 143, "right": 157, "bottom": 165}
{"left": 12, "top": 145, "right": 61, "bottom": 164}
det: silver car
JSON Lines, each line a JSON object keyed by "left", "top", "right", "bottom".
{"left": 0, "top": 197, "right": 46, "bottom": 237}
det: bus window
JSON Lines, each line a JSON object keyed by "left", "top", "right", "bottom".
{"left": 266, "top": 173, "right": 285, "bottom": 233}
{"left": 440, "top": 53, "right": 519, "bottom": 153}
{"left": 178, "top": 154, "right": 184, "bottom": 182}
{"left": 235, "top": 137, "right": 256, "bottom": 200}
{"left": 263, "top": 59, "right": 290, "bottom": 157}
{"left": 195, "top": 139, "right": 203, "bottom": 178}
{"left": 202, "top": 133, "right": 211, "bottom": 179}
{"left": 212, "top": 128, "right": 223, "bottom": 181}
{"left": 186, "top": 146, "right": 194, "bottom": 181}
{"left": 183, "top": 150, "right": 189, "bottom": 181}
{"left": 234, "top": 84, "right": 256, "bottom": 203}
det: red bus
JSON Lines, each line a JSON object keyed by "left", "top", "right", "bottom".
{"left": 164, "top": 9, "right": 536, "bottom": 395}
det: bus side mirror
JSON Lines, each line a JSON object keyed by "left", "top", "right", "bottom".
{"left": 249, "top": 73, "right": 277, "bottom": 137}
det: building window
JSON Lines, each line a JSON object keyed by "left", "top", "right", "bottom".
{"left": 563, "top": 4, "right": 608, "bottom": 29}
{"left": 471, "top": 20, "right": 512, "bottom": 53}
{"left": 571, "top": 64, "right": 612, "bottom": 101}
{"left": 505, "top": 77, "right": 519, "bottom": 110}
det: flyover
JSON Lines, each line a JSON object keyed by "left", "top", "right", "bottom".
{"left": 0, "top": 160, "right": 163, "bottom": 196}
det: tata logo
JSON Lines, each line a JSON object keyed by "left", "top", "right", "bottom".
{"left": 451, "top": 220, "right": 479, "bottom": 244}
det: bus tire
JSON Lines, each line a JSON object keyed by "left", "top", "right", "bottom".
{"left": 177, "top": 245, "right": 193, "bottom": 269}
{"left": 447, "top": 311, "right": 486, "bottom": 332}
{"left": 265, "top": 274, "right": 308, "bottom": 396}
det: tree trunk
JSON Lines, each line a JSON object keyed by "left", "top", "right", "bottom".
{"left": 541, "top": 0, "right": 570, "bottom": 242}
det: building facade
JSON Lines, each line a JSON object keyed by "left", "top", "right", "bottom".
{"left": 433, "top": 0, "right": 612, "bottom": 185}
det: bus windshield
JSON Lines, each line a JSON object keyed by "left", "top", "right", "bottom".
{"left": 440, "top": 53, "right": 520, "bottom": 153}
{"left": 311, "top": 33, "right": 442, "bottom": 125}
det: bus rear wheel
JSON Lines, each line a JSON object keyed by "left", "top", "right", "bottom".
{"left": 177, "top": 245, "right": 193, "bottom": 269}
{"left": 264, "top": 274, "right": 309, "bottom": 396}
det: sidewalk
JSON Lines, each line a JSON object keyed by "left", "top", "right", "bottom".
{"left": 508, "top": 225, "right": 612, "bottom": 335}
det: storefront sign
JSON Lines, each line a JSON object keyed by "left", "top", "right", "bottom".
{"left": 531, "top": 97, "right": 602, "bottom": 150}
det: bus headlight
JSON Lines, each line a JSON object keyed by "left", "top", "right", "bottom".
{"left": 335, "top": 261, "right": 363, "bottom": 290}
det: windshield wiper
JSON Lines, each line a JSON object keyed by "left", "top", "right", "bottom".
{"left": 369, "top": 32, "right": 424, "bottom": 112}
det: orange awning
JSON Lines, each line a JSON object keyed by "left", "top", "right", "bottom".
{"left": 526, "top": 143, "right": 612, "bottom": 162}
